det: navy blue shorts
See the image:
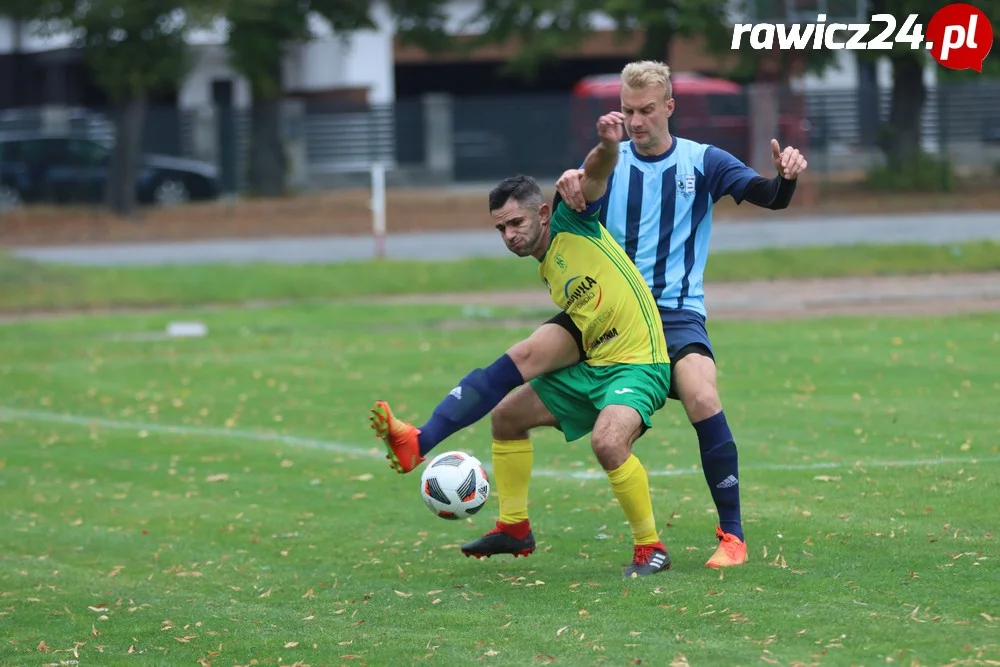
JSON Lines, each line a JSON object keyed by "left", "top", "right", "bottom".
{"left": 544, "top": 308, "right": 714, "bottom": 401}
{"left": 659, "top": 308, "right": 714, "bottom": 400}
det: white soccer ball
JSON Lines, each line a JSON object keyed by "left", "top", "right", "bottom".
{"left": 420, "top": 451, "right": 490, "bottom": 520}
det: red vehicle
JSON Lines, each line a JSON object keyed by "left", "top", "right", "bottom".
{"left": 571, "top": 72, "right": 804, "bottom": 164}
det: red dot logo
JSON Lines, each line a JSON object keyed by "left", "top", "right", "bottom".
{"left": 926, "top": 3, "right": 994, "bottom": 72}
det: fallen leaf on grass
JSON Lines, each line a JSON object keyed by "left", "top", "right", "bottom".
{"left": 813, "top": 476, "right": 840, "bottom": 482}
{"left": 349, "top": 474, "right": 374, "bottom": 482}
{"left": 394, "top": 590, "right": 412, "bottom": 598}
{"left": 557, "top": 626, "right": 570, "bottom": 636}
{"left": 204, "top": 474, "right": 229, "bottom": 483}
{"left": 285, "top": 641, "right": 299, "bottom": 648}
{"left": 175, "top": 635, "right": 197, "bottom": 642}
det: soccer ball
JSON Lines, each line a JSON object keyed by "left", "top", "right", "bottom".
{"left": 420, "top": 451, "right": 490, "bottom": 520}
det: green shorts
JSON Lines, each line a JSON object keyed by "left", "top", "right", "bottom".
{"left": 530, "top": 362, "right": 671, "bottom": 442}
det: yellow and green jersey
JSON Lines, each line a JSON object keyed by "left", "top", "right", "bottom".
{"left": 539, "top": 201, "right": 669, "bottom": 367}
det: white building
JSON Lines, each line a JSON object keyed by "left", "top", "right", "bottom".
{"left": 0, "top": 1, "right": 938, "bottom": 113}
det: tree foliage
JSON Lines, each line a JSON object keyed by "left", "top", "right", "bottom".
{"left": 26, "top": 0, "right": 198, "bottom": 218}
{"left": 221, "top": 0, "right": 449, "bottom": 196}
{"left": 861, "top": 0, "right": 1000, "bottom": 172}
{"left": 220, "top": 0, "right": 378, "bottom": 196}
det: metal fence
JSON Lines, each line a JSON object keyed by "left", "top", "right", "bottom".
{"left": 1, "top": 79, "right": 998, "bottom": 204}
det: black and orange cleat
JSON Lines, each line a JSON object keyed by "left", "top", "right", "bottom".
{"left": 623, "top": 541, "right": 671, "bottom": 578}
{"left": 369, "top": 400, "right": 424, "bottom": 474}
{"left": 461, "top": 520, "right": 536, "bottom": 559}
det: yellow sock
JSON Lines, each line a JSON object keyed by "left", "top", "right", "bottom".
{"left": 606, "top": 454, "right": 659, "bottom": 546}
{"left": 491, "top": 439, "right": 533, "bottom": 524}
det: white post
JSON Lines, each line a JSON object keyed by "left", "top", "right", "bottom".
{"left": 371, "top": 162, "right": 387, "bottom": 259}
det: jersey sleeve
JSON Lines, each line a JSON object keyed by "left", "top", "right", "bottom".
{"left": 550, "top": 200, "right": 602, "bottom": 238}
{"left": 704, "top": 145, "right": 760, "bottom": 204}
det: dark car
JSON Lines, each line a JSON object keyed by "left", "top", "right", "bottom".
{"left": 0, "top": 132, "right": 220, "bottom": 211}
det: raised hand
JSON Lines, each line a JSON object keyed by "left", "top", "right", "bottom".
{"left": 771, "top": 139, "right": 807, "bottom": 180}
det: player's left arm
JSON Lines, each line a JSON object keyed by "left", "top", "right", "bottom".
{"left": 704, "top": 139, "right": 807, "bottom": 210}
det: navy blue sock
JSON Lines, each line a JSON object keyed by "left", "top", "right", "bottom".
{"left": 417, "top": 354, "right": 524, "bottom": 456}
{"left": 694, "top": 411, "right": 744, "bottom": 541}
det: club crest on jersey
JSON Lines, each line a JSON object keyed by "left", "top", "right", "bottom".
{"left": 553, "top": 253, "right": 567, "bottom": 272}
{"left": 677, "top": 174, "right": 696, "bottom": 196}
{"left": 564, "top": 275, "right": 602, "bottom": 310}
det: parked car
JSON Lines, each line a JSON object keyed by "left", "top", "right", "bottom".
{"left": 570, "top": 73, "right": 807, "bottom": 164}
{"left": 0, "top": 132, "right": 220, "bottom": 212}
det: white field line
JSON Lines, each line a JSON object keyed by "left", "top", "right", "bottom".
{"left": 2, "top": 406, "right": 998, "bottom": 481}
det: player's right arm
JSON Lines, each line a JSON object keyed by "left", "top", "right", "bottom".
{"left": 578, "top": 111, "right": 624, "bottom": 211}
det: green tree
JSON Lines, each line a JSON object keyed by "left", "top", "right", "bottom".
{"left": 35, "top": 0, "right": 197, "bottom": 218}
{"left": 220, "top": 0, "right": 451, "bottom": 197}
{"left": 223, "top": 0, "right": 372, "bottom": 197}
{"left": 864, "top": 0, "right": 1000, "bottom": 171}
{"left": 443, "top": 0, "right": 735, "bottom": 79}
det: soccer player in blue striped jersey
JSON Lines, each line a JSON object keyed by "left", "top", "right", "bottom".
{"left": 551, "top": 60, "right": 808, "bottom": 567}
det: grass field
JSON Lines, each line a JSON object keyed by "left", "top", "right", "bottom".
{"left": 1, "top": 302, "right": 998, "bottom": 665}
{"left": 3, "top": 240, "right": 1000, "bottom": 312}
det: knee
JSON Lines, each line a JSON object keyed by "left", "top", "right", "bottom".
{"left": 682, "top": 382, "right": 722, "bottom": 423}
{"left": 675, "top": 357, "right": 722, "bottom": 423}
{"left": 491, "top": 397, "right": 522, "bottom": 441}
{"left": 506, "top": 340, "right": 539, "bottom": 381}
{"left": 590, "top": 425, "right": 627, "bottom": 470}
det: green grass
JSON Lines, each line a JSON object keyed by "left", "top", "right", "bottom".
{"left": 1, "top": 302, "right": 998, "bottom": 665}
{"left": 3, "top": 240, "right": 1000, "bottom": 312}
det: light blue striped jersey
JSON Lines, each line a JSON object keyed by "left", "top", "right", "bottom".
{"left": 593, "top": 137, "right": 759, "bottom": 317}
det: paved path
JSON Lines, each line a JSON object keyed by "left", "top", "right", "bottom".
{"left": 10, "top": 210, "right": 1000, "bottom": 266}
{"left": 385, "top": 273, "right": 1000, "bottom": 320}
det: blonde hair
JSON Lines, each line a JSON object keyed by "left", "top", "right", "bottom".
{"left": 621, "top": 60, "right": 672, "bottom": 99}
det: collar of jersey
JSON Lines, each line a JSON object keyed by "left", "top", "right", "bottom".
{"left": 629, "top": 135, "right": 677, "bottom": 163}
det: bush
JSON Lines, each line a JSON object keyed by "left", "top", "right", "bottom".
{"left": 864, "top": 153, "right": 956, "bottom": 192}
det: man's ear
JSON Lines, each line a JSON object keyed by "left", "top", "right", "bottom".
{"left": 538, "top": 202, "right": 551, "bottom": 224}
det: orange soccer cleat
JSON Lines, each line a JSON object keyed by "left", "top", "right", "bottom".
{"left": 705, "top": 526, "right": 748, "bottom": 568}
{"left": 369, "top": 400, "right": 424, "bottom": 473}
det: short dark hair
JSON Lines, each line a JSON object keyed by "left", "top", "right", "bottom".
{"left": 488, "top": 175, "right": 544, "bottom": 212}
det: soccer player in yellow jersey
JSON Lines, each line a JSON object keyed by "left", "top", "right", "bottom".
{"left": 374, "top": 112, "right": 673, "bottom": 577}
